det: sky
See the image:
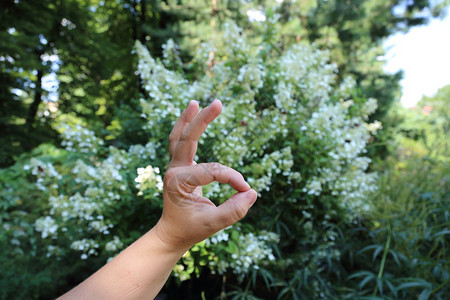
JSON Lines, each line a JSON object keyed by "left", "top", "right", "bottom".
{"left": 383, "top": 8, "right": 450, "bottom": 107}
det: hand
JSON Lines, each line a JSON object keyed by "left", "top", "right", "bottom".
{"left": 154, "top": 99, "right": 257, "bottom": 252}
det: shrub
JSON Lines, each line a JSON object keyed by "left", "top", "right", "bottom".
{"left": 1, "top": 20, "right": 381, "bottom": 299}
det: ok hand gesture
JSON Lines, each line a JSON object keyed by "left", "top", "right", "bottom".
{"left": 155, "top": 99, "right": 258, "bottom": 251}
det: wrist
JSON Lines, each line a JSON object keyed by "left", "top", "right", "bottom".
{"left": 149, "top": 218, "right": 192, "bottom": 256}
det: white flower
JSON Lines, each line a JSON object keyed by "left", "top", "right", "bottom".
{"left": 206, "top": 227, "right": 279, "bottom": 276}
{"left": 362, "top": 98, "right": 378, "bottom": 117}
{"left": 135, "top": 165, "right": 163, "bottom": 194}
{"left": 58, "top": 123, "right": 103, "bottom": 154}
{"left": 105, "top": 236, "right": 123, "bottom": 252}
{"left": 71, "top": 239, "right": 99, "bottom": 259}
{"left": 366, "top": 120, "right": 382, "bottom": 134}
{"left": 237, "top": 58, "right": 266, "bottom": 91}
{"left": 35, "top": 216, "right": 58, "bottom": 238}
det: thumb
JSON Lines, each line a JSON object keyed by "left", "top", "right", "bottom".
{"left": 212, "top": 189, "right": 257, "bottom": 229}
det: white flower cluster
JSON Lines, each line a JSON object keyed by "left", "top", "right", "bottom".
{"left": 162, "top": 38, "right": 182, "bottom": 69}
{"left": 172, "top": 226, "right": 279, "bottom": 280}
{"left": 135, "top": 41, "right": 187, "bottom": 127}
{"left": 366, "top": 120, "right": 382, "bottom": 134}
{"left": 221, "top": 21, "right": 251, "bottom": 60}
{"left": 70, "top": 238, "right": 99, "bottom": 259}
{"left": 89, "top": 219, "right": 113, "bottom": 234}
{"left": 210, "top": 107, "right": 288, "bottom": 170}
{"left": 362, "top": 97, "right": 378, "bottom": 117}
{"left": 274, "top": 43, "right": 337, "bottom": 111}
{"left": 59, "top": 123, "right": 104, "bottom": 154}
{"left": 308, "top": 102, "right": 369, "bottom": 159}
{"left": 48, "top": 148, "right": 130, "bottom": 224}
{"left": 128, "top": 142, "right": 158, "bottom": 161}
{"left": 24, "top": 158, "right": 61, "bottom": 191}
{"left": 237, "top": 57, "right": 266, "bottom": 91}
{"left": 49, "top": 192, "right": 108, "bottom": 223}
{"left": 194, "top": 40, "right": 216, "bottom": 68}
{"left": 35, "top": 216, "right": 58, "bottom": 239}
{"left": 134, "top": 165, "right": 163, "bottom": 196}
{"left": 206, "top": 228, "right": 279, "bottom": 276}
{"left": 206, "top": 230, "right": 230, "bottom": 245}
{"left": 337, "top": 76, "right": 357, "bottom": 99}
{"left": 187, "top": 77, "right": 214, "bottom": 101}
{"left": 30, "top": 125, "right": 164, "bottom": 259}
{"left": 71, "top": 147, "right": 130, "bottom": 188}
{"left": 247, "top": 147, "right": 298, "bottom": 195}
{"left": 302, "top": 101, "right": 379, "bottom": 207}
{"left": 105, "top": 236, "right": 123, "bottom": 252}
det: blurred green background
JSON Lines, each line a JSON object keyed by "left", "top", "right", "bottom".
{"left": 0, "top": 0, "right": 448, "bottom": 299}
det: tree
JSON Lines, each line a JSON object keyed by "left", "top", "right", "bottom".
{"left": 0, "top": 0, "right": 186, "bottom": 167}
{"left": 419, "top": 84, "right": 450, "bottom": 121}
{"left": 0, "top": 0, "right": 64, "bottom": 166}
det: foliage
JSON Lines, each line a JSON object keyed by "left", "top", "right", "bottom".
{"left": 341, "top": 88, "right": 449, "bottom": 300}
{"left": 2, "top": 0, "right": 447, "bottom": 167}
{"left": 1, "top": 19, "right": 382, "bottom": 298}
{"left": 1, "top": 1, "right": 449, "bottom": 299}
{"left": 0, "top": 0, "right": 184, "bottom": 167}
{"left": 345, "top": 148, "right": 449, "bottom": 299}
{"left": 133, "top": 24, "right": 384, "bottom": 298}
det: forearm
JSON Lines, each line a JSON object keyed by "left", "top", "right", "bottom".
{"left": 59, "top": 223, "right": 186, "bottom": 300}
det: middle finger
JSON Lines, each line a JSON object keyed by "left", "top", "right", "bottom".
{"left": 171, "top": 99, "right": 222, "bottom": 165}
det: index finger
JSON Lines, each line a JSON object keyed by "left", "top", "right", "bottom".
{"left": 171, "top": 99, "right": 222, "bottom": 165}
{"left": 167, "top": 163, "right": 251, "bottom": 193}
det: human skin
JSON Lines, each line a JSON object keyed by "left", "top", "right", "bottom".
{"left": 59, "top": 99, "right": 258, "bottom": 299}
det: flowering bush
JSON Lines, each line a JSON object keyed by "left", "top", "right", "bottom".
{"left": 19, "top": 141, "right": 162, "bottom": 261}
{"left": 134, "top": 20, "right": 381, "bottom": 295}
{"left": 0, "top": 19, "right": 381, "bottom": 299}
{"left": 134, "top": 20, "right": 379, "bottom": 211}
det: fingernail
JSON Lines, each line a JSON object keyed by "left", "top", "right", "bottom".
{"left": 247, "top": 189, "right": 257, "bottom": 207}
{"left": 243, "top": 181, "right": 251, "bottom": 190}
{"left": 189, "top": 100, "right": 197, "bottom": 106}
{"left": 210, "top": 99, "right": 220, "bottom": 106}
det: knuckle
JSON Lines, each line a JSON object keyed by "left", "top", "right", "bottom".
{"left": 237, "top": 172, "right": 245, "bottom": 182}
{"left": 178, "top": 132, "right": 195, "bottom": 143}
{"left": 207, "top": 162, "right": 226, "bottom": 172}
{"left": 168, "top": 133, "right": 177, "bottom": 143}
{"left": 208, "top": 162, "right": 221, "bottom": 170}
{"left": 164, "top": 168, "right": 178, "bottom": 183}
{"left": 201, "top": 119, "right": 209, "bottom": 128}
{"left": 178, "top": 133, "right": 188, "bottom": 142}
{"left": 229, "top": 169, "right": 243, "bottom": 184}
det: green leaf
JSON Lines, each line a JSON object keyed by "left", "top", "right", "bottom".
{"left": 359, "top": 274, "right": 375, "bottom": 289}
{"left": 58, "top": 75, "right": 73, "bottom": 83}
{"left": 418, "top": 289, "right": 432, "bottom": 300}
{"left": 396, "top": 280, "right": 432, "bottom": 291}
{"left": 226, "top": 241, "right": 239, "bottom": 254}
{"left": 348, "top": 271, "right": 375, "bottom": 279}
